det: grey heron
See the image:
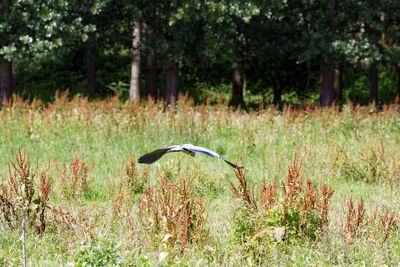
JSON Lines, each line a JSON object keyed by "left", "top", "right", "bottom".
{"left": 138, "top": 144, "right": 241, "bottom": 169}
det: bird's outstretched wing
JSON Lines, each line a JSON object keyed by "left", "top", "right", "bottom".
{"left": 181, "top": 144, "right": 241, "bottom": 169}
{"left": 138, "top": 144, "right": 241, "bottom": 169}
{"left": 138, "top": 148, "right": 170, "bottom": 164}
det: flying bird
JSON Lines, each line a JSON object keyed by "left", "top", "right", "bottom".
{"left": 138, "top": 144, "right": 240, "bottom": 169}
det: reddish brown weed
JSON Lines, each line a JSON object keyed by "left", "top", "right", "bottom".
{"left": 0, "top": 150, "right": 52, "bottom": 235}
{"left": 229, "top": 168, "right": 258, "bottom": 212}
{"left": 138, "top": 174, "right": 208, "bottom": 254}
{"left": 124, "top": 157, "right": 149, "bottom": 195}
{"left": 341, "top": 197, "right": 397, "bottom": 244}
{"left": 54, "top": 156, "right": 94, "bottom": 199}
{"left": 230, "top": 157, "right": 335, "bottom": 242}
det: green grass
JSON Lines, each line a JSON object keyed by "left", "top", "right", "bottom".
{"left": 0, "top": 96, "right": 399, "bottom": 266}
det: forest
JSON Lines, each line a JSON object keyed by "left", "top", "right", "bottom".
{"left": 1, "top": 1, "right": 400, "bottom": 266}
{"left": 1, "top": 0, "right": 400, "bottom": 107}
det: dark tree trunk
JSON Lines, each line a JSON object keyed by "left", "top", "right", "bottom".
{"left": 320, "top": 61, "right": 335, "bottom": 107}
{"left": 165, "top": 59, "right": 178, "bottom": 105}
{"left": 273, "top": 83, "right": 281, "bottom": 105}
{"left": 333, "top": 66, "right": 343, "bottom": 101}
{"left": 328, "top": 0, "right": 336, "bottom": 16}
{"left": 368, "top": 34, "right": 379, "bottom": 104}
{"left": 230, "top": 67, "right": 244, "bottom": 107}
{"left": 368, "top": 63, "right": 378, "bottom": 104}
{"left": 85, "top": 31, "right": 96, "bottom": 95}
{"left": 396, "top": 66, "right": 400, "bottom": 99}
{"left": 0, "top": 0, "right": 12, "bottom": 106}
{"left": 319, "top": 0, "right": 336, "bottom": 107}
{"left": 83, "top": 0, "right": 96, "bottom": 95}
{"left": 145, "top": 48, "right": 157, "bottom": 99}
{"left": 0, "top": 58, "right": 12, "bottom": 106}
{"left": 129, "top": 20, "right": 141, "bottom": 103}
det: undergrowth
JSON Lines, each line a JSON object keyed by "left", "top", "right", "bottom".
{"left": 229, "top": 159, "right": 335, "bottom": 263}
{"left": 0, "top": 94, "right": 399, "bottom": 265}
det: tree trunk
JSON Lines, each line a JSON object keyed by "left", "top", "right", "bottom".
{"left": 333, "top": 66, "right": 343, "bottom": 101}
{"left": 145, "top": 48, "right": 157, "bottom": 99}
{"left": 318, "top": 0, "right": 336, "bottom": 107}
{"left": 85, "top": 31, "right": 96, "bottom": 95}
{"left": 165, "top": 59, "right": 178, "bottom": 105}
{"left": 368, "top": 34, "right": 379, "bottom": 104}
{"left": 230, "top": 67, "right": 244, "bottom": 107}
{"left": 396, "top": 65, "right": 400, "bottom": 99}
{"left": 0, "top": 58, "right": 12, "bottom": 106}
{"left": 273, "top": 83, "right": 281, "bottom": 105}
{"left": 320, "top": 61, "right": 335, "bottom": 107}
{"left": 129, "top": 20, "right": 141, "bottom": 103}
{"left": 368, "top": 64, "right": 378, "bottom": 104}
{"left": 83, "top": 0, "right": 96, "bottom": 95}
{"left": 0, "top": 0, "right": 12, "bottom": 106}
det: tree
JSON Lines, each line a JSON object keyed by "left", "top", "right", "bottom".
{"left": 0, "top": 0, "right": 12, "bottom": 105}
{"left": 165, "top": 58, "right": 178, "bottom": 105}
{"left": 380, "top": 0, "right": 400, "bottom": 101}
{"left": 0, "top": 0, "right": 99, "bottom": 102}
{"left": 368, "top": 34, "right": 379, "bottom": 103}
{"left": 0, "top": 54, "right": 12, "bottom": 106}
{"left": 294, "top": 0, "right": 345, "bottom": 106}
{"left": 145, "top": 48, "right": 157, "bottom": 99}
{"left": 397, "top": 66, "right": 400, "bottom": 98}
{"left": 333, "top": 66, "right": 343, "bottom": 101}
{"left": 129, "top": 20, "right": 141, "bottom": 103}
{"left": 320, "top": 59, "right": 335, "bottom": 106}
{"left": 83, "top": 0, "right": 97, "bottom": 95}
{"left": 230, "top": 66, "right": 244, "bottom": 106}
{"left": 183, "top": 0, "right": 259, "bottom": 106}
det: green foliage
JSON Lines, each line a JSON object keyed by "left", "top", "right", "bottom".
{"left": 231, "top": 203, "right": 257, "bottom": 244}
{"left": 281, "top": 91, "right": 302, "bottom": 105}
{"left": 192, "top": 82, "right": 231, "bottom": 103}
{"left": 1, "top": 0, "right": 399, "bottom": 105}
{"left": 0, "top": 0, "right": 93, "bottom": 61}
{"left": 0, "top": 257, "right": 9, "bottom": 267}
{"left": 337, "top": 146, "right": 391, "bottom": 184}
{"left": 106, "top": 81, "right": 130, "bottom": 94}
{"left": 74, "top": 240, "right": 122, "bottom": 267}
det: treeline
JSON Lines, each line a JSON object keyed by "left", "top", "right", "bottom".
{"left": 0, "top": 0, "right": 399, "bottom": 107}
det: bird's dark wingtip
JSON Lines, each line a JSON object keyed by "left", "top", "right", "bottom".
{"left": 138, "top": 156, "right": 156, "bottom": 164}
{"left": 138, "top": 149, "right": 168, "bottom": 164}
{"left": 137, "top": 158, "right": 147, "bottom": 164}
{"left": 224, "top": 159, "right": 242, "bottom": 169}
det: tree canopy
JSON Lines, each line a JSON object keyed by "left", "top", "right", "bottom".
{"left": 1, "top": 0, "right": 399, "bottom": 106}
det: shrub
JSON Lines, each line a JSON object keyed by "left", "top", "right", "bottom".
{"left": 341, "top": 197, "right": 398, "bottom": 244}
{"left": 124, "top": 157, "right": 149, "bottom": 195}
{"left": 337, "top": 143, "right": 395, "bottom": 185}
{"left": 74, "top": 240, "right": 122, "bottom": 267}
{"left": 229, "top": 158, "right": 334, "bottom": 260}
{"left": 138, "top": 174, "right": 209, "bottom": 255}
{"left": 54, "top": 156, "right": 94, "bottom": 200}
{"left": 50, "top": 206, "right": 97, "bottom": 241}
{"left": 0, "top": 150, "right": 52, "bottom": 234}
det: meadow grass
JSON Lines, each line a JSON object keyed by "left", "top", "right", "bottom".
{"left": 0, "top": 95, "right": 399, "bottom": 266}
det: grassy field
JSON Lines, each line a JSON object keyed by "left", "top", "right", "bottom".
{"left": 0, "top": 95, "right": 399, "bottom": 266}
